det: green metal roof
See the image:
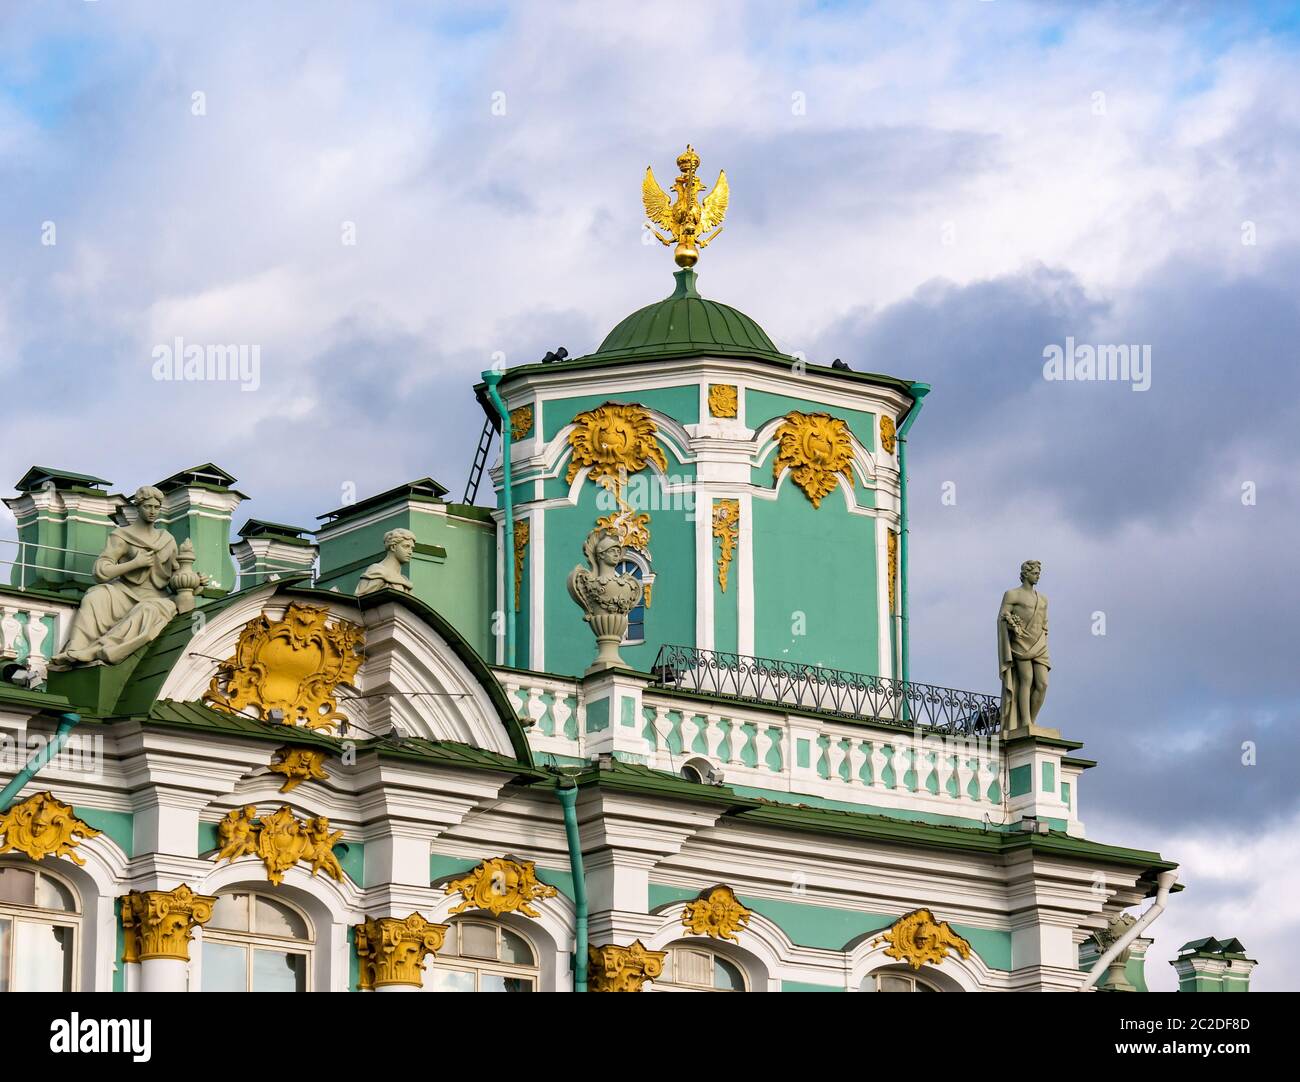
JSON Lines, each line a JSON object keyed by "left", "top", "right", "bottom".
{"left": 580, "top": 268, "right": 789, "bottom": 364}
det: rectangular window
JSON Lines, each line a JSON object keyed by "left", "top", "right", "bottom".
{"left": 12, "top": 922, "right": 73, "bottom": 992}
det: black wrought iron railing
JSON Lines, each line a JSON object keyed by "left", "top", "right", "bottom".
{"left": 650, "top": 644, "right": 1001, "bottom": 735}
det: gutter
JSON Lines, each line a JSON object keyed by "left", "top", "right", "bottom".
{"left": 0, "top": 712, "right": 81, "bottom": 811}
{"left": 481, "top": 369, "right": 516, "bottom": 669}
{"left": 1078, "top": 870, "right": 1179, "bottom": 991}
{"left": 555, "top": 780, "right": 588, "bottom": 991}
{"left": 896, "top": 382, "right": 930, "bottom": 713}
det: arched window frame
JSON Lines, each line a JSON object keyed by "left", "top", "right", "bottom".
{"left": 862, "top": 966, "right": 942, "bottom": 992}
{"left": 422, "top": 917, "right": 540, "bottom": 992}
{"left": 614, "top": 548, "right": 653, "bottom": 645}
{"left": 652, "top": 942, "right": 749, "bottom": 992}
{"left": 199, "top": 891, "right": 315, "bottom": 993}
{"left": 0, "top": 859, "right": 81, "bottom": 992}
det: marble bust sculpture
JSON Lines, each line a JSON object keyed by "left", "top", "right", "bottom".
{"left": 356, "top": 528, "right": 416, "bottom": 598}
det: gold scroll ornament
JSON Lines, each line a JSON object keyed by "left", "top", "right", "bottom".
{"left": 120, "top": 885, "right": 216, "bottom": 963}
{"left": 0, "top": 792, "right": 101, "bottom": 864}
{"left": 268, "top": 747, "right": 330, "bottom": 792}
{"left": 565, "top": 403, "right": 667, "bottom": 491}
{"left": 212, "top": 804, "right": 344, "bottom": 885}
{"left": 444, "top": 856, "right": 559, "bottom": 918}
{"left": 712, "top": 500, "right": 740, "bottom": 593}
{"left": 355, "top": 913, "right": 448, "bottom": 990}
{"left": 880, "top": 414, "right": 897, "bottom": 455}
{"left": 204, "top": 602, "right": 365, "bottom": 733}
{"left": 513, "top": 520, "right": 530, "bottom": 612}
{"left": 588, "top": 939, "right": 667, "bottom": 992}
{"left": 509, "top": 404, "right": 534, "bottom": 440}
{"left": 682, "top": 885, "right": 753, "bottom": 942}
{"left": 871, "top": 908, "right": 972, "bottom": 970}
{"left": 772, "top": 411, "right": 856, "bottom": 509}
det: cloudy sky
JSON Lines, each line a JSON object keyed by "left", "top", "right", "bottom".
{"left": 3, "top": 1, "right": 1298, "bottom": 989}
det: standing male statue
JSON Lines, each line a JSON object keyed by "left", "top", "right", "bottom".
{"left": 998, "top": 560, "right": 1050, "bottom": 731}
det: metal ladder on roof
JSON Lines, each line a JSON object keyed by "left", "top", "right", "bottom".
{"left": 462, "top": 418, "right": 496, "bottom": 505}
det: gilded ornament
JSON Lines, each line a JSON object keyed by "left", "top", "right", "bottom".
{"left": 513, "top": 520, "right": 530, "bottom": 612}
{"left": 120, "top": 885, "right": 216, "bottom": 962}
{"left": 712, "top": 500, "right": 740, "bottom": 593}
{"left": 355, "top": 913, "right": 448, "bottom": 990}
{"left": 268, "top": 747, "right": 330, "bottom": 792}
{"left": 879, "top": 414, "right": 897, "bottom": 455}
{"left": 681, "top": 884, "right": 752, "bottom": 942}
{"left": 887, "top": 530, "right": 898, "bottom": 614}
{"left": 444, "top": 856, "right": 559, "bottom": 918}
{"left": 588, "top": 939, "right": 667, "bottom": 992}
{"left": 772, "top": 411, "right": 856, "bottom": 508}
{"left": 0, "top": 791, "right": 101, "bottom": 865}
{"left": 509, "top": 404, "right": 534, "bottom": 440}
{"left": 565, "top": 403, "right": 667, "bottom": 490}
{"left": 871, "top": 908, "right": 972, "bottom": 970}
{"left": 643, "top": 145, "right": 729, "bottom": 268}
{"left": 708, "top": 384, "right": 739, "bottom": 418}
{"left": 204, "top": 602, "right": 365, "bottom": 733}
{"left": 211, "top": 804, "right": 344, "bottom": 886}
{"left": 595, "top": 509, "right": 651, "bottom": 552}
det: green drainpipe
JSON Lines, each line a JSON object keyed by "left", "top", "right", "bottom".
{"left": 0, "top": 712, "right": 81, "bottom": 811}
{"left": 555, "top": 780, "right": 588, "bottom": 991}
{"left": 897, "top": 383, "right": 930, "bottom": 716}
{"left": 482, "top": 369, "right": 516, "bottom": 669}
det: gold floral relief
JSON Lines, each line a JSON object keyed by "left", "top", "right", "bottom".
{"left": 712, "top": 500, "right": 740, "bottom": 593}
{"left": 268, "top": 747, "right": 330, "bottom": 792}
{"left": 772, "top": 411, "right": 856, "bottom": 508}
{"left": 871, "top": 908, "right": 972, "bottom": 970}
{"left": 204, "top": 602, "right": 365, "bottom": 734}
{"left": 565, "top": 404, "right": 667, "bottom": 490}
{"left": 682, "top": 884, "right": 752, "bottom": 942}
{"left": 887, "top": 530, "right": 898, "bottom": 614}
{"left": 0, "top": 792, "right": 101, "bottom": 864}
{"left": 595, "top": 510, "right": 651, "bottom": 551}
{"left": 708, "top": 384, "right": 738, "bottom": 418}
{"left": 509, "top": 404, "right": 534, "bottom": 440}
{"left": 444, "top": 856, "right": 559, "bottom": 918}
{"left": 879, "top": 414, "right": 897, "bottom": 455}
{"left": 513, "top": 520, "right": 530, "bottom": 612}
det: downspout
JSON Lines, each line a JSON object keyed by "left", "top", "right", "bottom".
{"left": 896, "top": 382, "right": 930, "bottom": 716}
{"left": 482, "top": 369, "right": 516, "bottom": 669}
{"left": 0, "top": 712, "right": 81, "bottom": 811}
{"left": 555, "top": 779, "right": 588, "bottom": 991}
{"left": 1078, "top": 870, "right": 1179, "bottom": 990}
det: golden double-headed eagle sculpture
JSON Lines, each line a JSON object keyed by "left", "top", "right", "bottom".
{"left": 643, "top": 145, "right": 729, "bottom": 267}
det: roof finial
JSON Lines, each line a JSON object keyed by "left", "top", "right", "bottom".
{"left": 643, "top": 145, "right": 729, "bottom": 268}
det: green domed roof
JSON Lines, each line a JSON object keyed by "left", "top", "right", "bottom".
{"left": 589, "top": 269, "right": 788, "bottom": 364}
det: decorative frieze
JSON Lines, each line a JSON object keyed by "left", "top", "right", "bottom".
{"left": 355, "top": 913, "right": 448, "bottom": 990}
{"left": 444, "top": 856, "right": 559, "bottom": 918}
{"left": 204, "top": 602, "right": 365, "bottom": 733}
{"left": 871, "top": 908, "right": 971, "bottom": 970}
{"left": 588, "top": 939, "right": 667, "bottom": 992}
{"left": 681, "top": 885, "right": 752, "bottom": 942}
{"left": 120, "top": 885, "right": 216, "bottom": 962}
{"left": 212, "top": 804, "right": 344, "bottom": 885}
{"left": 0, "top": 792, "right": 101, "bottom": 864}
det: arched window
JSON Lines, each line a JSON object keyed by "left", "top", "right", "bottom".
{"left": 0, "top": 862, "right": 79, "bottom": 992}
{"left": 654, "top": 944, "right": 747, "bottom": 992}
{"left": 615, "top": 552, "right": 650, "bottom": 644}
{"left": 862, "top": 969, "right": 940, "bottom": 992}
{"left": 423, "top": 919, "right": 538, "bottom": 992}
{"left": 201, "top": 892, "right": 313, "bottom": 992}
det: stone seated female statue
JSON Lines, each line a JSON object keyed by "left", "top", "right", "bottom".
{"left": 51, "top": 485, "right": 197, "bottom": 669}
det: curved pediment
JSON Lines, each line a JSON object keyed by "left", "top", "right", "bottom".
{"left": 151, "top": 583, "right": 530, "bottom": 763}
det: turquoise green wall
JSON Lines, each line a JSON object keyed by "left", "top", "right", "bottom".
{"left": 541, "top": 386, "right": 700, "bottom": 442}
{"left": 74, "top": 807, "right": 133, "bottom": 857}
{"left": 316, "top": 500, "right": 496, "bottom": 660}
{"left": 751, "top": 482, "right": 879, "bottom": 674}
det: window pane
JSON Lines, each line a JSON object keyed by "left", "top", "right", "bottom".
{"left": 501, "top": 928, "right": 534, "bottom": 965}
{"left": 424, "top": 966, "right": 475, "bottom": 992}
{"left": 254, "top": 897, "right": 308, "bottom": 940}
{"left": 201, "top": 941, "right": 248, "bottom": 991}
{"left": 460, "top": 922, "right": 496, "bottom": 960}
{"left": 209, "top": 894, "right": 249, "bottom": 932}
{"left": 481, "top": 972, "right": 533, "bottom": 992}
{"left": 0, "top": 917, "right": 10, "bottom": 992}
{"left": 0, "top": 867, "right": 36, "bottom": 906}
{"left": 878, "top": 975, "right": 912, "bottom": 992}
{"left": 714, "top": 956, "right": 745, "bottom": 991}
{"left": 12, "top": 922, "right": 73, "bottom": 991}
{"left": 253, "top": 949, "right": 306, "bottom": 992}
{"left": 439, "top": 925, "right": 460, "bottom": 957}
{"left": 674, "top": 949, "right": 713, "bottom": 987}
{"left": 34, "top": 873, "right": 76, "bottom": 912}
